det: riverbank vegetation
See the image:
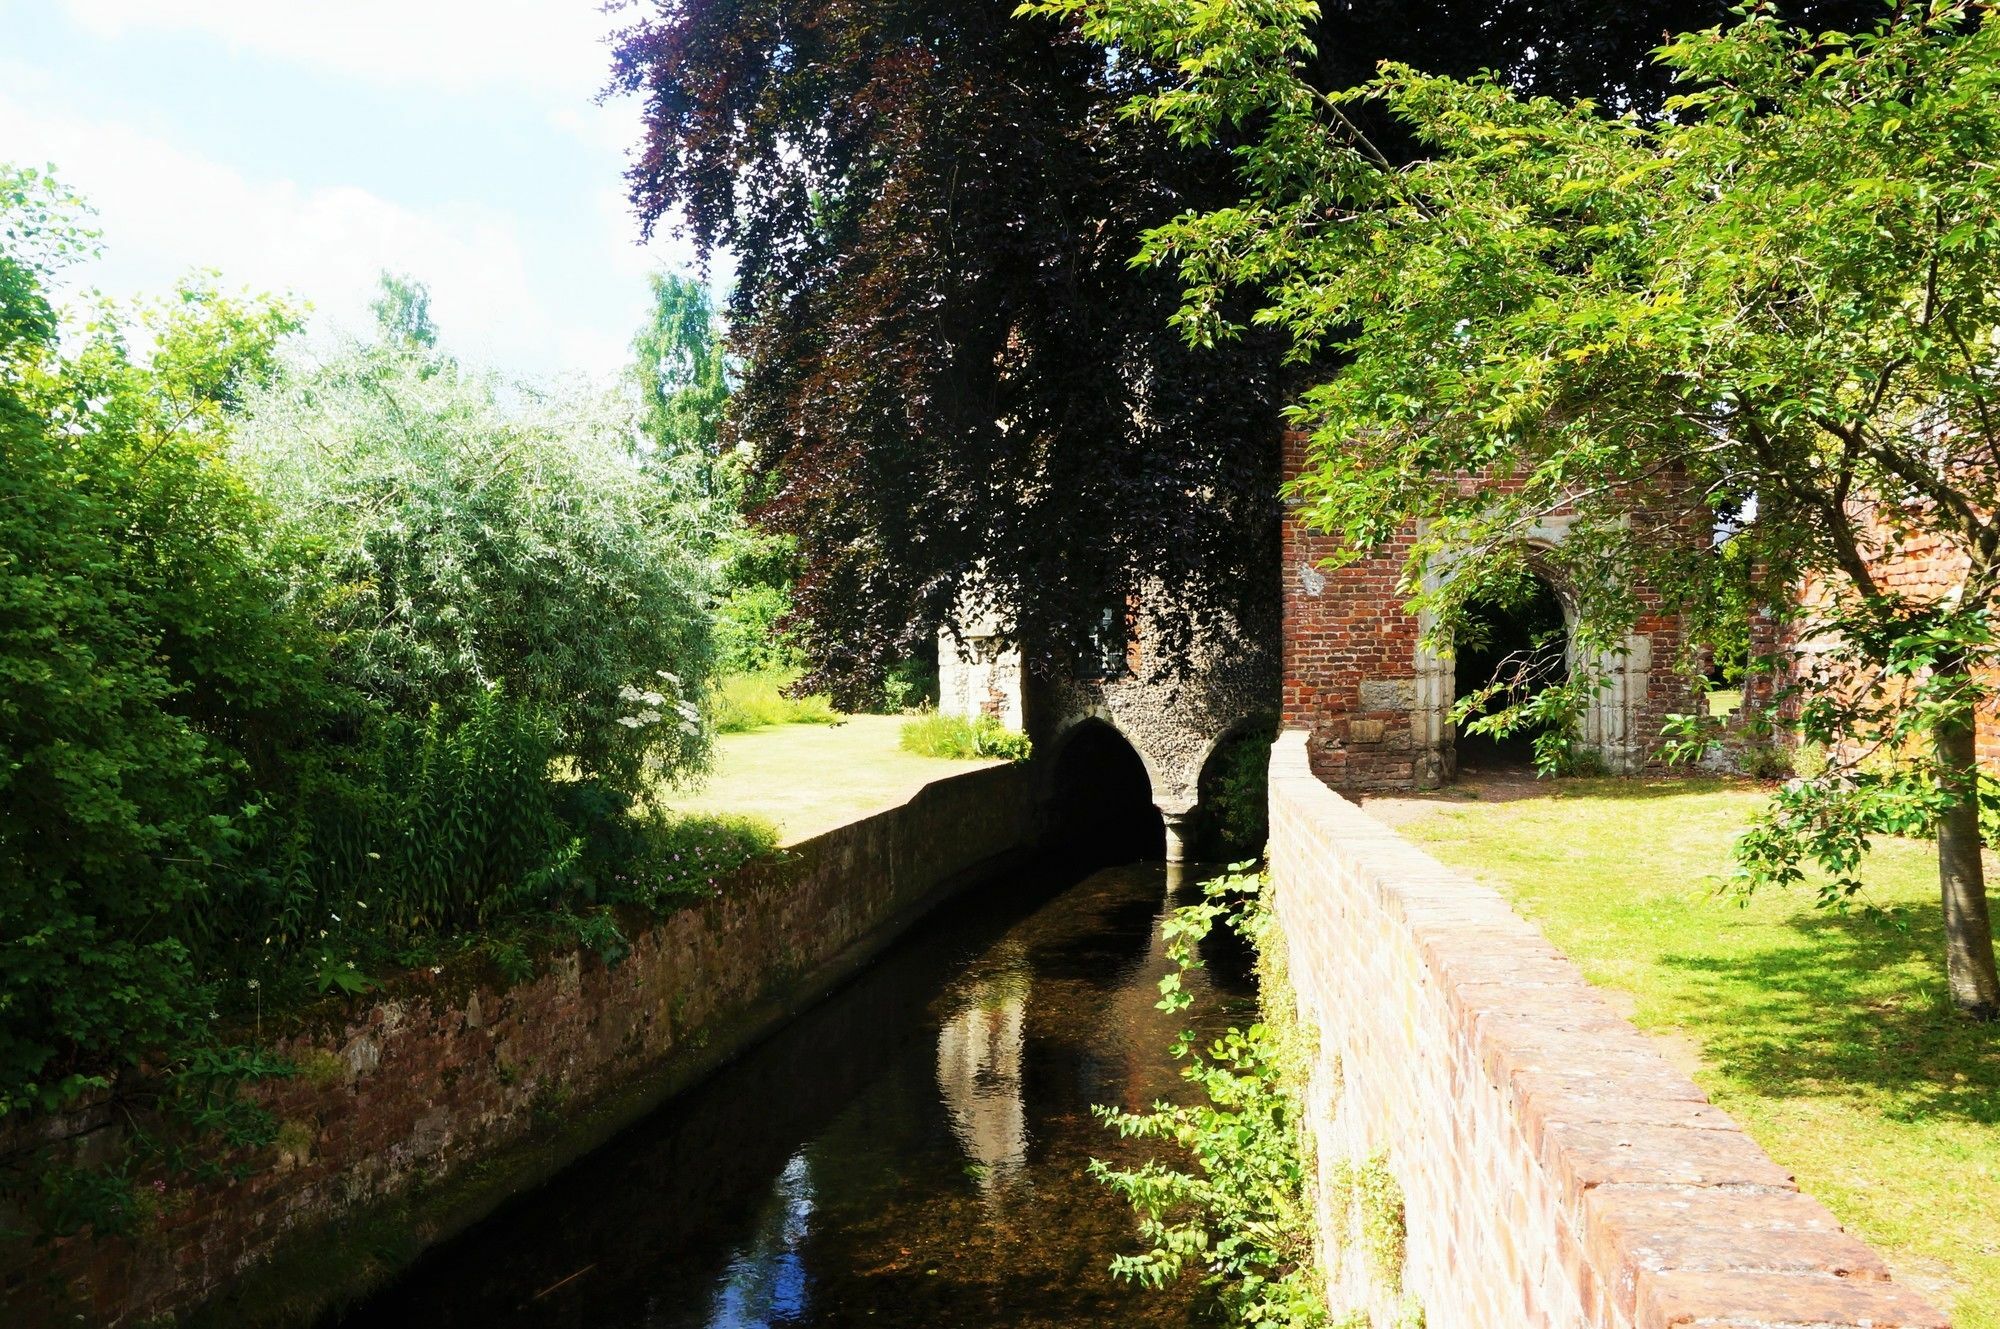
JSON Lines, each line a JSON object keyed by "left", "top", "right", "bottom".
{"left": 1403, "top": 781, "right": 1998, "bottom": 1326}
{"left": 0, "top": 176, "right": 781, "bottom": 1237}
{"left": 1095, "top": 870, "right": 1329, "bottom": 1327}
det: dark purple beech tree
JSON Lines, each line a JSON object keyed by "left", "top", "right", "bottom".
{"left": 607, "top": 1, "right": 1284, "bottom": 705}
{"left": 605, "top": 0, "right": 1881, "bottom": 705}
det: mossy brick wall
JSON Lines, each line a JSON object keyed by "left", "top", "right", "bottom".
{"left": 1, "top": 763, "right": 1038, "bottom": 1328}
{"left": 1265, "top": 732, "right": 1949, "bottom": 1328}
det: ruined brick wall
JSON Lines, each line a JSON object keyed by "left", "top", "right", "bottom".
{"left": 1, "top": 766, "right": 1040, "bottom": 1328}
{"left": 1266, "top": 732, "right": 1946, "bottom": 1328}
{"left": 1280, "top": 431, "right": 1701, "bottom": 791}
{"left": 1836, "top": 523, "right": 2000, "bottom": 774}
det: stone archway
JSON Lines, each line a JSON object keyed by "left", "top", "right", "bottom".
{"left": 1039, "top": 716, "right": 1166, "bottom": 865}
{"left": 1412, "top": 522, "right": 1657, "bottom": 778}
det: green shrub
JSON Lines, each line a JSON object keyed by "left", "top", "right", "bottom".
{"left": 879, "top": 657, "right": 940, "bottom": 713}
{"left": 234, "top": 347, "right": 718, "bottom": 798}
{"left": 1199, "top": 719, "right": 1278, "bottom": 857}
{"left": 594, "top": 809, "right": 780, "bottom": 913}
{"left": 714, "top": 582, "right": 801, "bottom": 674}
{"left": 709, "top": 670, "right": 842, "bottom": 732}
{"left": 899, "top": 712, "right": 1032, "bottom": 761}
{"left": 0, "top": 176, "right": 320, "bottom": 1121}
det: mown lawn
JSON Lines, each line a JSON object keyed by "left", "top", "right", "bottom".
{"left": 660, "top": 714, "right": 998, "bottom": 846}
{"left": 1399, "top": 779, "right": 1999, "bottom": 1326}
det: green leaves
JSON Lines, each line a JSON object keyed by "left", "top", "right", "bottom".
{"left": 1093, "top": 870, "right": 1327, "bottom": 1326}
{"left": 1064, "top": 2, "right": 2000, "bottom": 980}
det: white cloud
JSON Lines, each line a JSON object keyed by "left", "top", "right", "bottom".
{"left": 0, "top": 86, "right": 615, "bottom": 373}
{"left": 60, "top": 0, "right": 624, "bottom": 98}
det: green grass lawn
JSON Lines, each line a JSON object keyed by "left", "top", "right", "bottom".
{"left": 660, "top": 714, "right": 999, "bottom": 846}
{"left": 1398, "top": 779, "right": 1999, "bottom": 1326}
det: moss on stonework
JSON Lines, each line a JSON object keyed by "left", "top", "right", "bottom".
{"left": 1258, "top": 881, "right": 1421, "bottom": 1329}
{"left": 1333, "top": 1153, "right": 1408, "bottom": 1297}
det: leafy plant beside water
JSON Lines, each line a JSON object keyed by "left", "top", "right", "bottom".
{"left": 1092, "top": 870, "right": 1328, "bottom": 1327}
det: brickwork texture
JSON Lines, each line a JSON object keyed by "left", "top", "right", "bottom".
{"left": 2, "top": 765, "right": 1039, "bottom": 1328}
{"left": 1280, "top": 432, "right": 1702, "bottom": 791}
{"left": 1266, "top": 731, "right": 1948, "bottom": 1328}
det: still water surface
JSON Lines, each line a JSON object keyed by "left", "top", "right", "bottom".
{"left": 335, "top": 859, "right": 1254, "bottom": 1329}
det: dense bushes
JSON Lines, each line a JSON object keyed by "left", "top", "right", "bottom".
{"left": 0, "top": 181, "right": 324, "bottom": 1118}
{"left": 0, "top": 177, "right": 755, "bottom": 1226}
{"left": 235, "top": 349, "right": 716, "bottom": 797}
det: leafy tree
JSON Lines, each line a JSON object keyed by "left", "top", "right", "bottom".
{"left": 370, "top": 270, "right": 438, "bottom": 349}
{"left": 625, "top": 270, "right": 806, "bottom": 674}
{"left": 234, "top": 339, "right": 719, "bottom": 798}
{"left": 608, "top": 0, "right": 1289, "bottom": 704}
{"left": 1036, "top": 0, "right": 2000, "bottom": 1016}
{"left": 631, "top": 270, "right": 731, "bottom": 466}
{"left": 0, "top": 166, "right": 319, "bottom": 1119}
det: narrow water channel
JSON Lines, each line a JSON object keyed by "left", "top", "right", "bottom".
{"left": 333, "top": 856, "right": 1255, "bottom": 1329}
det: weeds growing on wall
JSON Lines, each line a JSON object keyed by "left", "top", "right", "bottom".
{"left": 1092, "top": 869, "right": 1328, "bottom": 1326}
{"left": 899, "top": 712, "right": 1033, "bottom": 762}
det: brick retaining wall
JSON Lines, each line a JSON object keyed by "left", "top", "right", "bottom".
{"left": 1266, "top": 731, "right": 1948, "bottom": 1328}
{"left": 2, "top": 763, "right": 1039, "bottom": 1327}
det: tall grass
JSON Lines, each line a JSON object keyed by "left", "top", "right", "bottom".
{"left": 898, "top": 712, "right": 1032, "bottom": 761}
{"left": 709, "top": 669, "right": 842, "bottom": 733}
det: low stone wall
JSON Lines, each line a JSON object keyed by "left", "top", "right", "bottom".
{"left": 3, "top": 763, "right": 1038, "bottom": 1328}
{"left": 1265, "top": 732, "right": 1948, "bottom": 1328}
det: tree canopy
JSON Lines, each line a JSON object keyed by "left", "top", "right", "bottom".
{"left": 606, "top": 0, "right": 1880, "bottom": 704}
{"left": 1034, "top": 0, "right": 2000, "bottom": 1015}
{"left": 609, "top": 0, "right": 1290, "bottom": 703}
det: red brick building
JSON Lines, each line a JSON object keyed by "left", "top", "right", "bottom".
{"left": 1279, "top": 431, "right": 1703, "bottom": 792}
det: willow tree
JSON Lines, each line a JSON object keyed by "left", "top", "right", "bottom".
{"left": 1031, "top": 0, "right": 2000, "bottom": 1016}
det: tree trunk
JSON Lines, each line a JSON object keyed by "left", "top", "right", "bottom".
{"left": 1935, "top": 700, "right": 1999, "bottom": 1021}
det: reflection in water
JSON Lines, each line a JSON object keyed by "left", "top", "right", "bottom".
{"left": 332, "top": 860, "right": 1253, "bottom": 1329}
{"left": 935, "top": 957, "right": 1030, "bottom": 1201}
{"left": 708, "top": 1154, "right": 815, "bottom": 1327}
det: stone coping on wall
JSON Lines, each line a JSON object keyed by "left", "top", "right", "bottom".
{"left": 1266, "top": 731, "right": 1949, "bottom": 1329}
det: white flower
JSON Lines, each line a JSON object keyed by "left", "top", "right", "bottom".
{"left": 617, "top": 715, "right": 644, "bottom": 729}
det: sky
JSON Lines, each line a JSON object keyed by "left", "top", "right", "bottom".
{"left": 0, "top": 0, "right": 713, "bottom": 378}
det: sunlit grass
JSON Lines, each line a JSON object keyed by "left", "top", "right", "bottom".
{"left": 898, "top": 711, "right": 1032, "bottom": 761}
{"left": 1402, "top": 779, "right": 1999, "bottom": 1326}
{"left": 662, "top": 714, "right": 999, "bottom": 846}
{"left": 709, "top": 668, "right": 841, "bottom": 733}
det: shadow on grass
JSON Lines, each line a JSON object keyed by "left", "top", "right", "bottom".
{"left": 1547, "top": 776, "right": 1755, "bottom": 802}
{"left": 1659, "top": 902, "right": 2000, "bottom": 1127}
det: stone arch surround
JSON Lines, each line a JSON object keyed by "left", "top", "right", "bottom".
{"left": 1282, "top": 428, "right": 1696, "bottom": 793}
{"left": 1409, "top": 517, "right": 1660, "bottom": 780}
